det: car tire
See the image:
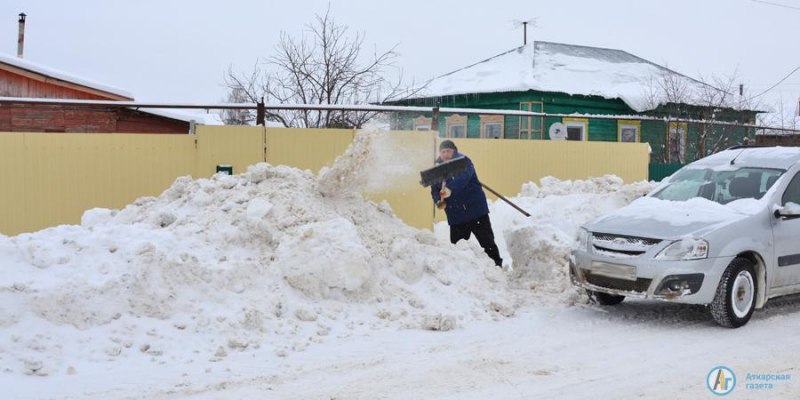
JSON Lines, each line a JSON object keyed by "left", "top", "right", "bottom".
{"left": 588, "top": 290, "right": 625, "bottom": 306}
{"left": 710, "top": 258, "right": 757, "bottom": 328}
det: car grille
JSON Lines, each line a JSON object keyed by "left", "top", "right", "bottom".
{"left": 583, "top": 269, "right": 652, "bottom": 293}
{"left": 591, "top": 233, "right": 661, "bottom": 259}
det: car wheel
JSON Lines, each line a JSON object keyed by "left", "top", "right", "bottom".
{"left": 588, "top": 290, "right": 625, "bottom": 306}
{"left": 710, "top": 258, "right": 757, "bottom": 328}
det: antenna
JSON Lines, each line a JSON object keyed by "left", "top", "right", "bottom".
{"left": 511, "top": 18, "right": 537, "bottom": 46}
{"left": 730, "top": 148, "right": 747, "bottom": 165}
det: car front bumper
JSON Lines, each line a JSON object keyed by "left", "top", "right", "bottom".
{"left": 570, "top": 249, "right": 735, "bottom": 305}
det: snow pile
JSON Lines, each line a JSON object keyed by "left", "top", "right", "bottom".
{"left": 318, "top": 130, "right": 431, "bottom": 195}
{"left": 436, "top": 175, "right": 657, "bottom": 301}
{"left": 0, "top": 133, "right": 515, "bottom": 377}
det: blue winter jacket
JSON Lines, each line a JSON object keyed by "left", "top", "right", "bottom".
{"left": 431, "top": 153, "right": 490, "bottom": 226}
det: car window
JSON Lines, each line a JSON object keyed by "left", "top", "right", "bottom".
{"left": 782, "top": 173, "right": 800, "bottom": 206}
{"left": 654, "top": 167, "right": 785, "bottom": 204}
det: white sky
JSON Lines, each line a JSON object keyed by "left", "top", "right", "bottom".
{"left": 2, "top": 0, "right": 799, "bottom": 116}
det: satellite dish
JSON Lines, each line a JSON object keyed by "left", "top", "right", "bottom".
{"left": 549, "top": 123, "right": 567, "bottom": 140}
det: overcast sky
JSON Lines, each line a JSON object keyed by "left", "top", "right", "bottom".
{"left": 2, "top": 0, "right": 799, "bottom": 116}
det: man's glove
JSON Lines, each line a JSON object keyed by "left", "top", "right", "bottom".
{"left": 439, "top": 187, "right": 452, "bottom": 199}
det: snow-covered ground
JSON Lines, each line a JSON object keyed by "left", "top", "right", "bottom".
{"left": 2, "top": 131, "right": 800, "bottom": 399}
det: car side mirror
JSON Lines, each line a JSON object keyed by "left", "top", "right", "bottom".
{"left": 774, "top": 204, "right": 800, "bottom": 220}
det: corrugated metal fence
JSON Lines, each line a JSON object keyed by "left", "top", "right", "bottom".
{"left": 0, "top": 127, "right": 649, "bottom": 235}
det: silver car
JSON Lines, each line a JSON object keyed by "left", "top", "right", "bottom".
{"left": 571, "top": 146, "right": 800, "bottom": 328}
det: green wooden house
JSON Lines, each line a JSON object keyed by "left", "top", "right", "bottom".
{"left": 387, "top": 41, "right": 758, "bottom": 166}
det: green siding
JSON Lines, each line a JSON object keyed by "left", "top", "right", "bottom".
{"left": 641, "top": 120, "right": 666, "bottom": 163}
{"left": 504, "top": 116, "right": 520, "bottom": 139}
{"left": 389, "top": 89, "right": 759, "bottom": 165}
{"left": 467, "top": 115, "right": 480, "bottom": 138}
{"left": 588, "top": 119, "right": 617, "bottom": 142}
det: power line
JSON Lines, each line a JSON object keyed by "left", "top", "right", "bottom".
{"left": 750, "top": 0, "right": 800, "bottom": 11}
{"left": 751, "top": 65, "right": 800, "bottom": 99}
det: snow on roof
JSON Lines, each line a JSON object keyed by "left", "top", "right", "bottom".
{"left": 0, "top": 54, "right": 233, "bottom": 126}
{"left": 412, "top": 41, "right": 710, "bottom": 112}
{"left": 0, "top": 52, "right": 134, "bottom": 100}
{"left": 136, "top": 108, "right": 224, "bottom": 126}
{"left": 755, "top": 111, "right": 800, "bottom": 135}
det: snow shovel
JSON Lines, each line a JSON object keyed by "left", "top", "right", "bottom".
{"left": 419, "top": 156, "right": 470, "bottom": 187}
{"left": 419, "top": 158, "right": 531, "bottom": 217}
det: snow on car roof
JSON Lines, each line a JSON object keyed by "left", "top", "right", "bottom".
{"left": 410, "top": 41, "right": 712, "bottom": 113}
{"left": 0, "top": 52, "right": 134, "bottom": 100}
{"left": 690, "top": 147, "right": 800, "bottom": 170}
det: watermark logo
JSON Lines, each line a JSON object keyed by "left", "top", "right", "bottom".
{"left": 707, "top": 366, "right": 736, "bottom": 395}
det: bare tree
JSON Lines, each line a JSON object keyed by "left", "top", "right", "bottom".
{"left": 642, "top": 68, "right": 761, "bottom": 163}
{"left": 641, "top": 69, "right": 695, "bottom": 163}
{"left": 757, "top": 94, "right": 799, "bottom": 132}
{"left": 223, "top": 8, "right": 422, "bottom": 128}
{"left": 218, "top": 86, "right": 252, "bottom": 125}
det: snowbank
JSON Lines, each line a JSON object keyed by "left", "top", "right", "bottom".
{"left": 0, "top": 129, "right": 658, "bottom": 382}
{"left": 0, "top": 131, "right": 516, "bottom": 378}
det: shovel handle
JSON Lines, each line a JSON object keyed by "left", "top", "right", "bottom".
{"left": 481, "top": 183, "right": 531, "bottom": 217}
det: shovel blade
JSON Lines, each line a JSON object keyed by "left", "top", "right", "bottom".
{"left": 419, "top": 156, "right": 469, "bottom": 187}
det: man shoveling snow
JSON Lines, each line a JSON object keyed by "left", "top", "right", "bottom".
{"left": 430, "top": 140, "right": 503, "bottom": 267}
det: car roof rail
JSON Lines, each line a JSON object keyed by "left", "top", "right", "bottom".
{"left": 726, "top": 145, "right": 768, "bottom": 150}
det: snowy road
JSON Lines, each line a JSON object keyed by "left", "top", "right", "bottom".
{"left": 3, "top": 157, "right": 800, "bottom": 399}
{"left": 28, "top": 295, "right": 799, "bottom": 400}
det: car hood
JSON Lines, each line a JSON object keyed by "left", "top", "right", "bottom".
{"left": 584, "top": 196, "right": 764, "bottom": 240}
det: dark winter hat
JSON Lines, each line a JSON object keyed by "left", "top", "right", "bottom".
{"left": 439, "top": 140, "right": 457, "bottom": 152}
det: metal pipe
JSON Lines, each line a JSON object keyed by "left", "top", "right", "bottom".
{"left": 17, "top": 13, "right": 26, "bottom": 59}
{"left": 0, "top": 96, "right": 798, "bottom": 133}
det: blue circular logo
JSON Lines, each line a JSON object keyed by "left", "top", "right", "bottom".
{"left": 707, "top": 366, "right": 736, "bottom": 395}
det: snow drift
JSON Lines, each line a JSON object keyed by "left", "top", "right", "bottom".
{"left": 0, "top": 130, "right": 656, "bottom": 381}
{"left": 0, "top": 133, "right": 515, "bottom": 377}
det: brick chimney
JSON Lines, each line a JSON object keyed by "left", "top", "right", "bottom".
{"left": 17, "top": 13, "right": 26, "bottom": 59}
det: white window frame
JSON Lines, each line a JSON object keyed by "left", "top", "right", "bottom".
{"left": 482, "top": 121, "right": 503, "bottom": 139}
{"left": 565, "top": 121, "right": 587, "bottom": 141}
{"left": 448, "top": 123, "right": 466, "bottom": 138}
{"left": 415, "top": 125, "right": 431, "bottom": 131}
{"left": 668, "top": 123, "right": 687, "bottom": 163}
{"left": 619, "top": 124, "right": 639, "bottom": 143}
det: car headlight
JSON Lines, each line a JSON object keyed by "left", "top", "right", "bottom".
{"left": 575, "top": 227, "right": 590, "bottom": 251}
{"left": 655, "top": 238, "right": 709, "bottom": 261}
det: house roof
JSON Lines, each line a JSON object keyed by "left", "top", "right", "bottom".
{"left": 411, "top": 41, "right": 712, "bottom": 113}
{"left": 0, "top": 53, "right": 134, "bottom": 100}
{"left": 136, "top": 108, "right": 225, "bottom": 126}
{"left": 755, "top": 111, "right": 800, "bottom": 135}
{"left": 0, "top": 53, "right": 223, "bottom": 126}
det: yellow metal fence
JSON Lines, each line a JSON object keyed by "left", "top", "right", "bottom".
{"left": 0, "top": 127, "right": 648, "bottom": 236}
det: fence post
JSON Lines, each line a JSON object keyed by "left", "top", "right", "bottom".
{"left": 256, "top": 97, "right": 265, "bottom": 126}
{"left": 431, "top": 102, "right": 440, "bottom": 134}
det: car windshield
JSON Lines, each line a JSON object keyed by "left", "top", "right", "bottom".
{"left": 652, "top": 167, "right": 784, "bottom": 204}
